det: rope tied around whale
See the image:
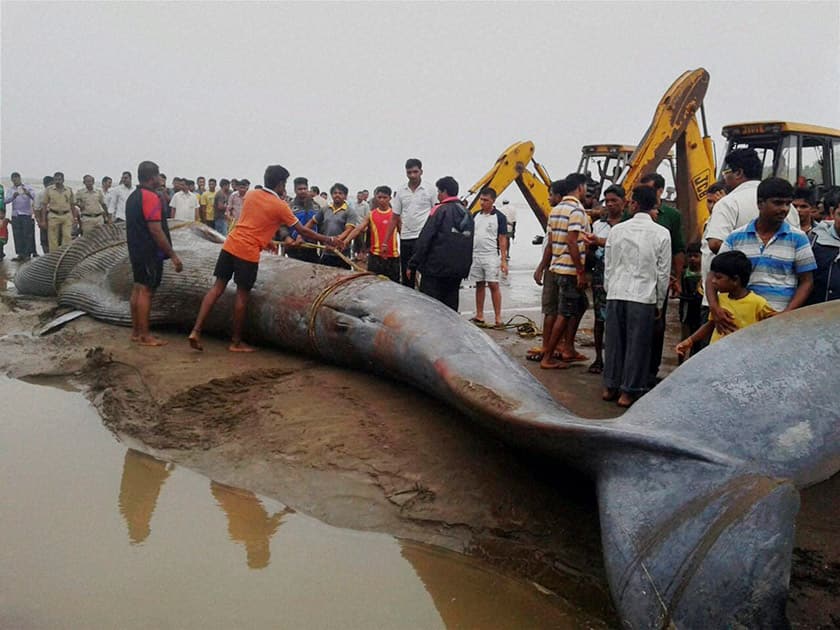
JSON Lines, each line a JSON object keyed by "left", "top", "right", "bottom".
{"left": 306, "top": 271, "right": 385, "bottom": 354}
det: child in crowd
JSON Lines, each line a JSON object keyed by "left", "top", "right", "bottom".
{"left": 677, "top": 241, "right": 704, "bottom": 362}
{"left": 675, "top": 250, "right": 775, "bottom": 358}
{"left": 345, "top": 185, "right": 401, "bottom": 282}
{"left": 792, "top": 187, "right": 818, "bottom": 244}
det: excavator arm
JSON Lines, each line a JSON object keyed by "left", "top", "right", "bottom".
{"left": 466, "top": 141, "right": 554, "bottom": 230}
{"left": 467, "top": 69, "right": 717, "bottom": 239}
{"left": 619, "top": 68, "right": 716, "bottom": 239}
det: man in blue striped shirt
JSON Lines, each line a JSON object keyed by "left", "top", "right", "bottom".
{"left": 712, "top": 178, "right": 815, "bottom": 328}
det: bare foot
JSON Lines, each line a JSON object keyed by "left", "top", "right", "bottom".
{"left": 130, "top": 335, "right": 140, "bottom": 343}
{"left": 616, "top": 393, "right": 636, "bottom": 408}
{"left": 229, "top": 342, "right": 257, "bottom": 353}
{"left": 602, "top": 388, "right": 618, "bottom": 401}
{"left": 138, "top": 335, "right": 167, "bottom": 347}
{"left": 539, "top": 359, "right": 570, "bottom": 370}
{"left": 188, "top": 331, "right": 203, "bottom": 351}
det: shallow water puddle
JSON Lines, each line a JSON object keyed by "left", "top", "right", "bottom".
{"left": 0, "top": 377, "right": 580, "bottom": 629}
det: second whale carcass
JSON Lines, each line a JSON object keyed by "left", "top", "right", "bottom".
{"left": 14, "top": 222, "right": 840, "bottom": 628}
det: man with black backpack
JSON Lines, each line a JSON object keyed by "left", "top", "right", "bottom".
{"left": 407, "top": 176, "right": 474, "bottom": 311}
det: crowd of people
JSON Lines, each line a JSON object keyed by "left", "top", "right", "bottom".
{"left": 1, "top": 158, "right": 515, "bottom": 332}
{"left": 1, "top": 171, "right": 267, "bottom": 261}
{"left": 2, "top": 149, "right": 837, "bottom": 403}
{"left": 532, "top": 147, "right": 838, "bottom": 408}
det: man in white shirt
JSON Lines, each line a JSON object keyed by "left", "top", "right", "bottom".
{"left": 169, "top": 178, "right": 200, "bottom": 221}
{"left": 384, "top": 158, "right": 438, "bottom": 287}
{"left": 108, "top": 171, "right": 133, "bottom": 222}
{"left": 101, "top": 176, "right": 113, "bottom": 212}
{"left": 468, "top": 187, "right": 508, "bottom": 327}
{"left": 706, "top": 148, "right": 800, "bottom": 255}
{"left": 603, "top": 185, "right": 671, "bottom": 408}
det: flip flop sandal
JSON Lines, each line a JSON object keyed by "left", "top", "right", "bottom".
{"left": 469, "top": 317, "right": 488, "bottom": 327}
{"left": 540, "top": 360, "right": 570, "bottom": 370}
{"left": 526, "top": 346, "right": 544, "bottom": 361}
{"left": 588, "top": 360, "right": 604, "bottom": 374}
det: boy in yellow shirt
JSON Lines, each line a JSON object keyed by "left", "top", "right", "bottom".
{"left": 676, "top": 250, "right": 775, "bottom": 357}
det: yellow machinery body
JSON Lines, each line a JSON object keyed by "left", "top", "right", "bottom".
{"left": 721, "top": 121, "right": 840, "bottom": 196}
{"left": 466, "top": 69, "right": 715, "bottom": 237}
{"left": 467, "top": 69, "right": 838, "bottom": 241}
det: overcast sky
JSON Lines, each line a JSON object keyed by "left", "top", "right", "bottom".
{"left": 2, "top": 0, "right": 839, "bottom": 195}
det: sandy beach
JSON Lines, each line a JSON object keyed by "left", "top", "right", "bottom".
{"left": 1, "top": 256, "right": 836, "bottom": 628}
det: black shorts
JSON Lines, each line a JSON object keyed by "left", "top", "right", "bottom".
{"left": 214, "top": 249, "right": 258, "bottom": 290}
{"left": 558, "top": 273, "right": 589, "bottom": 319}
{"left": 131, "top": 256, "right": 164, "bottom": 289}
{"left": 367, "top": 254, "right": 401, "bottom": 282}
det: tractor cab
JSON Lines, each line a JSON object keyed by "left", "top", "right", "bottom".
{"left": 721, "top": 122, "right": 840, "bottom": 197}
{"left": 578, "top": 144, "right": 677, "bottom": 201}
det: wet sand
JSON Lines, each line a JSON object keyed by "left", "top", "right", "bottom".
{"left": 0, "top": 266, "right": 837, "bottom": 628}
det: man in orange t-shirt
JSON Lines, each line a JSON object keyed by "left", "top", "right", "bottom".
{"left": 188, "top": 164, "right": 340, "bottom": 353}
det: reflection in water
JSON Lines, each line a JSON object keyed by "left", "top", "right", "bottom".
{"left": 402, "top": 542, "right": 574, "bottom": 628}
{"left": 118, "top": 449, "right": 289, "bottom": 568}
{"left": 211, "top": 481, "right": 290, "bottom": 569}
{"left": 118, "top": 449, "right": 172, "bottom": 544}
{"left": 2, "top": 377, "right": 584, "bottom": 628}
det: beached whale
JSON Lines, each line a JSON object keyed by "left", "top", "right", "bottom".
{"left": 14, "top": 222, "right": 840, "bottom": 628}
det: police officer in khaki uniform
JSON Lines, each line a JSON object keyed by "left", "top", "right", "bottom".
{"left": 41, "top": 172, "right": 79, "bottom": 250}
{"left": 76, "top": 174, "right": 109, "bottom": 235}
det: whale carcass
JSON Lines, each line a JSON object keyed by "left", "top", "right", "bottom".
{"left": 14, "top": 222, "right": 840, "bottom": 628}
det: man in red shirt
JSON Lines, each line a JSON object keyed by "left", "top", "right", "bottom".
{"left": 345, "top": 185, "right": 400, "bottom": 282}
{"left": 188, "top": 164, "right": 340, "bottom": 353}
{"left": 125, "top": 160, "right": 183, "bottom": 346}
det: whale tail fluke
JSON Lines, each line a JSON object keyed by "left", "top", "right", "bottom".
{"left": 598, "top": 453, "right": 798, "bottom": 628}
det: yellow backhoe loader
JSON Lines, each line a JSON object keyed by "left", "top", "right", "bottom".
{"left": 467, "top": 68, "right": 839, "bottom": 240}
{"left": 467, "top": 69, "right": 713, "bottom": 237}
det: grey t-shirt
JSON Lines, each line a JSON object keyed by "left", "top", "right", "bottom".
{"left": 316, "top": 204, "right": 359, "bottom": 255}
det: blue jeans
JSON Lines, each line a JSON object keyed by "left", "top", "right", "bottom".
{"left": 214, "top": 216, "right": 228, "bottom": 236}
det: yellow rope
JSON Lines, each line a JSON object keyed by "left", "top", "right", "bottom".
{"left": 472, "top": 314, "right": 542, "bottom": 337}
{"left": 306, "top": 271, "right": 381, "bottom": 353}
{"left": 286, "top": 241, "right": 367, "bottom": 273}
{"left": 506, "top": 314, "right": 542, "bottom": 338}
